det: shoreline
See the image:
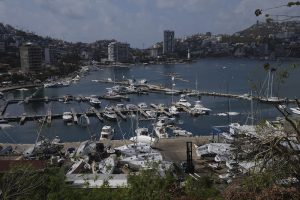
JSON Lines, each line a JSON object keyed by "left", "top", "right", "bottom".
{"left": 0, "top": 136, "right": 212, "bottom": 162}
{"left": 0, "top": 84, "right": 42, "bottom": 92}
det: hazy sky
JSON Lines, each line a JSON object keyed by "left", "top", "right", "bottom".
{"left": 0, "top": 0, "right": 298, "bottom": 47}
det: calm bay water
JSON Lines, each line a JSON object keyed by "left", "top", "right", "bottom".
{"left": 1, "top": 58, "right": 300, "bottom": 143}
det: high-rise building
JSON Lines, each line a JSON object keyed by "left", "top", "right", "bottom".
{"left": 20, "top": 42, "right": 42, "bottom": 72}
{"left": 108, "top": 42, "right": 130, "bottom": 62}
{"left": 44, "top": 46, "right": 57, "bottom": 65}
{"left": 163, "top": 30, "right": 175, "bottom": 54}
{"left": 0, "top": 41, "right": 5, "bottom": 53}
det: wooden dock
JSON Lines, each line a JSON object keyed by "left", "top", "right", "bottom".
{"left": 114, "top": 109, "right": 127, "bottom": 120}
{"left": 150, "top": 104, "right": 172, "bottom": 117}
{"left": 138, "top": 109, "right": 149, "bottom": 119}
{"left": 0, "top": 101, "right": 9, "bottom": 116}
{"left": 90, "top": 107, "right": 104, "bottom": 122}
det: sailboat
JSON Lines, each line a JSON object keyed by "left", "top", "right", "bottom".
{"left": 259, "top": 68, "right": 284, "bottom": 103}
{"left": 168, "top": 77, "right": 180, "bottom": 115}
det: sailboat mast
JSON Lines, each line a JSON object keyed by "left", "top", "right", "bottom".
{"left": 266, "top": 70, "right": 270, "bottom": 98}
{"left": 251, "top": 90, "right": 254, "bottom": 126}
{"left": 171, "top": 76, "right": 174, "bottom": 104}
{"left": 270, "top": 71, "right": 274, "bottom": 97}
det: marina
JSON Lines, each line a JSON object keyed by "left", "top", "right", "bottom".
{"left": 0, "top": 58, "right": 300, "bottom": 144}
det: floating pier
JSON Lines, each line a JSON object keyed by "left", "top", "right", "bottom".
{"left": 138, "top": 109, "right": 149, "bottom": 119}
{"left": 19, "top": 114, "right": 26, "bottom": 125}
{"left": 0, "top": 102, "right": 9, "bottom": 116}
{"left": 114, "top": 109, "right": 127, "bottom": 120}
{"left": 90, "top": 107, "right": 104, "bottom": 122}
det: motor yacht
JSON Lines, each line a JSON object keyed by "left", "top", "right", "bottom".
{"left": 130, "top": 127, "right": 157, "bottom": 145}
{"left": 62, "top": 112, "right": 73, "bottom": 122}
{"left": 290, "top": 107, "right": 300, "bottom": 115}
{"left": 89, "top": 97, "right": 101, "bottom": 107}
{"left": 190, "top": 100, "right": 211, "bottom": 115}
{"left": 168, "top": 105, "right": 179, "bottom": 116}
{"left": 138, "top": 102, "right": 147, "bottom": 109}
{"left": 99, "top": 125, "right": 114, "bottom": 140}
{"left": 175, "top": 95, "right": 191, "bottom": 108}
{"left": 103, "top": 110, "right": 118, "bottom": 121}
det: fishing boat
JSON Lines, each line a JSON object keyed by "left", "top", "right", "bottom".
{"left": 99, "top": 125, "right": 114, "bottom": 140}
{"left": 62, "top": 112, "right": 73, "bottom": 122}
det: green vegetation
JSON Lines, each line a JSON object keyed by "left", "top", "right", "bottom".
{"left": 0, "top": 164, "right": 222, "bottom": 200}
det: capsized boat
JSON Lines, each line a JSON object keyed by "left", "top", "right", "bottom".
{"left": 195, "top": 143, "right": 233, "bottom": 158}
{"left": 154, "top": 126, "right": 168, "bottom": 138}
{"left": 98, "top": 156, "right": 115, "bottom": 174}
{"left": 173, "top": 129, "right": 193, "bottom": 137}
{"left": 119, "top": 152, "right": 163, "bottom": 170}
{"left": 114, "top": 142, "right": 152, "bottom": 157}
